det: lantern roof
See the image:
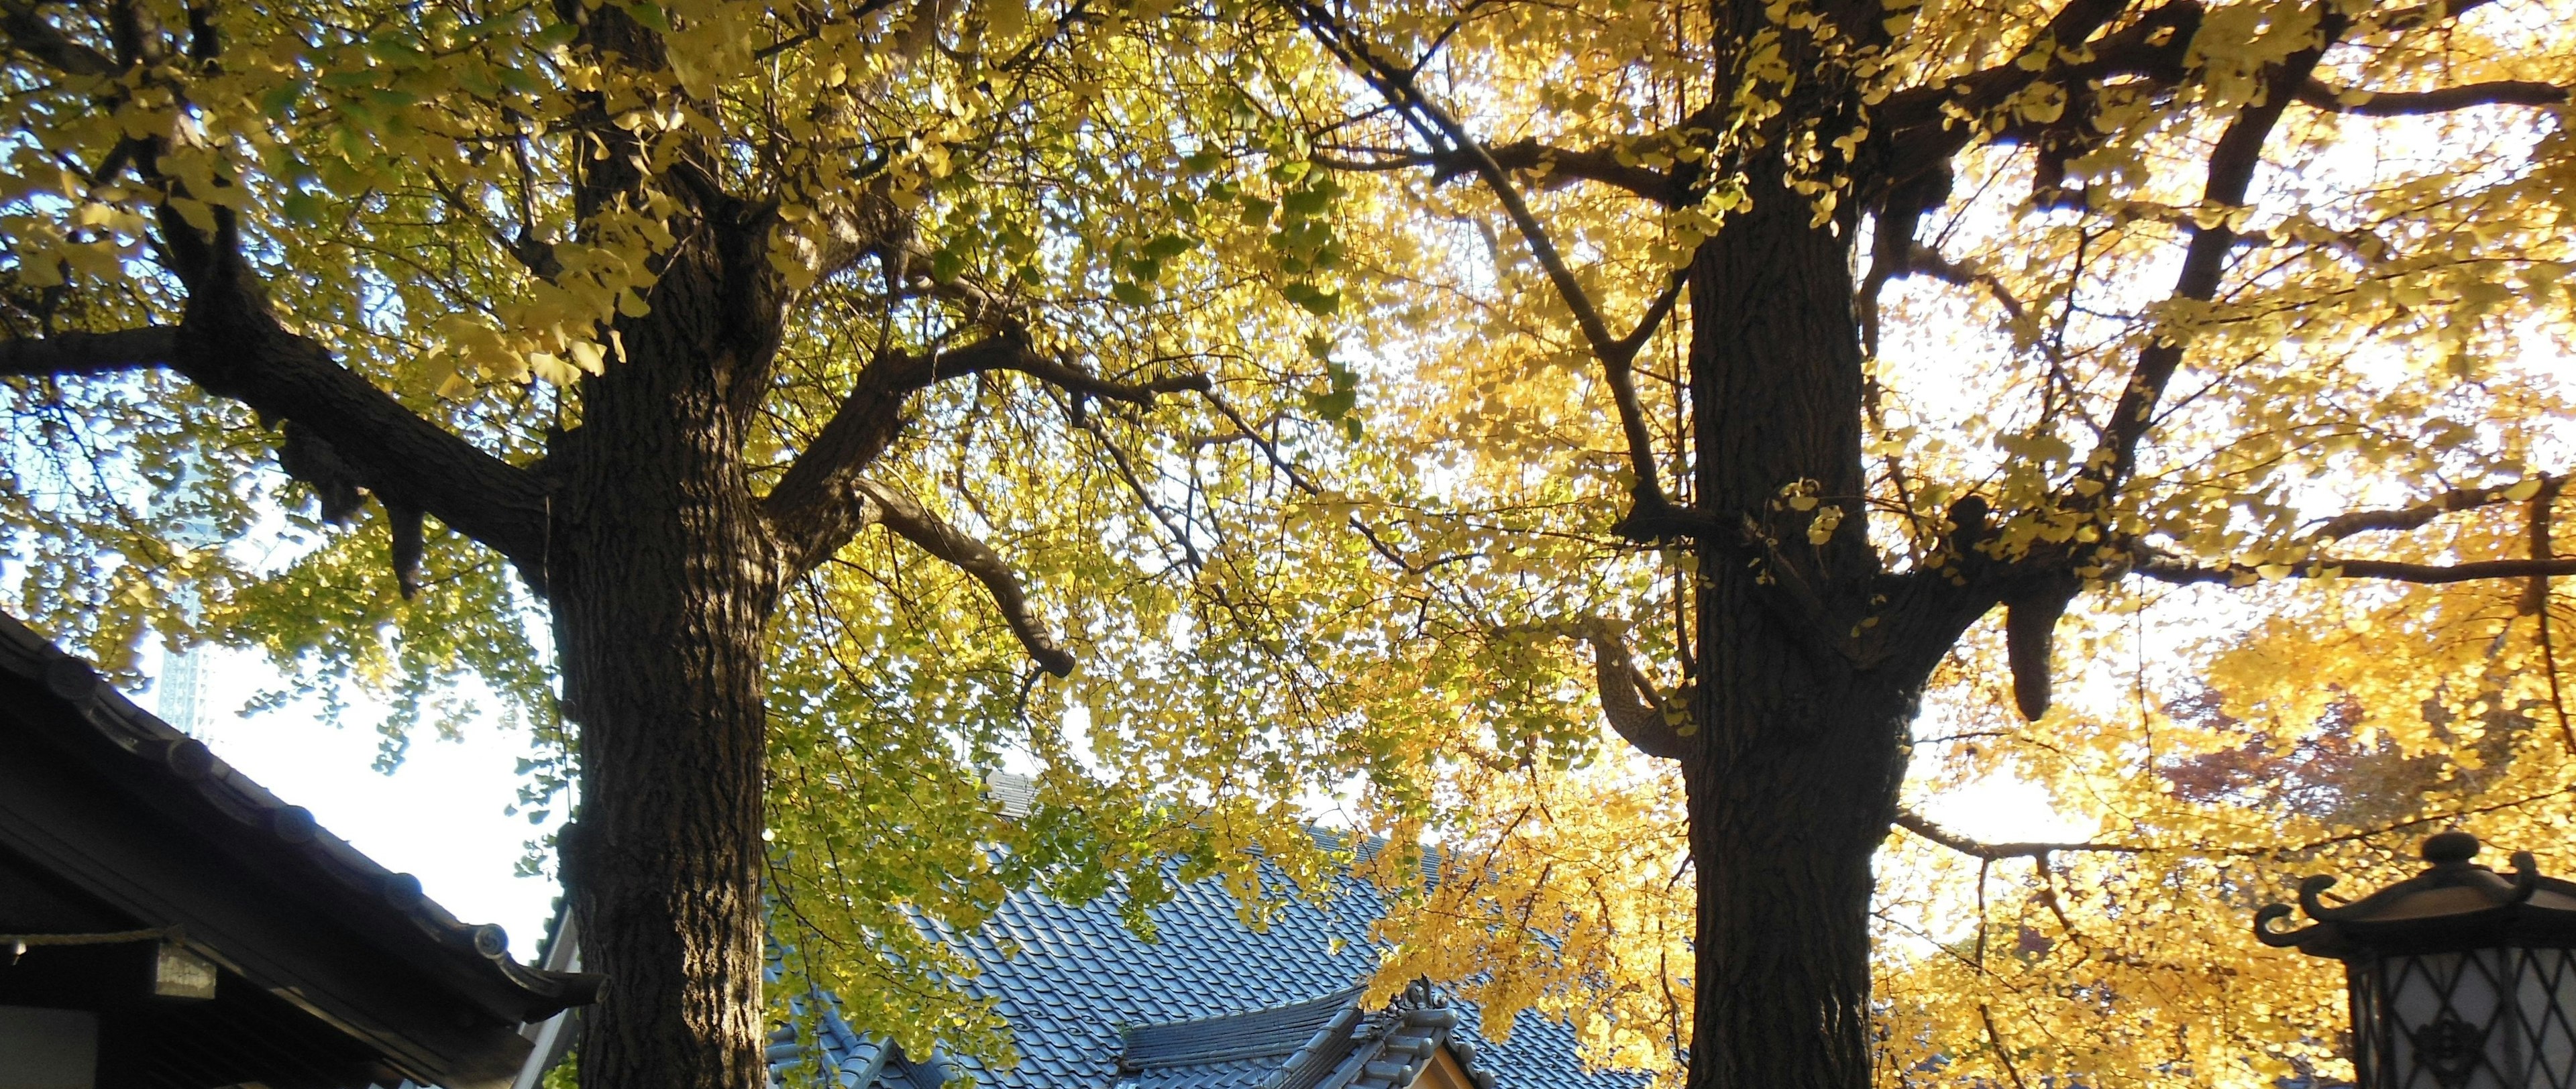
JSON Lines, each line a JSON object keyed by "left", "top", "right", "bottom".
{"left": 2257, "top": 832, "right": 2576, "bottom": 958}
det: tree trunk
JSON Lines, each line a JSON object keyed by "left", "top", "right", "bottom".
{"left": 552, "top": 236, "right": 783, "bottom": 1089}
{"left": 1680, "top": 164, "right": 1923, "bottom": 1089}
{"left": 1681, "top": 656, "right": 1918, "bottom": 1089}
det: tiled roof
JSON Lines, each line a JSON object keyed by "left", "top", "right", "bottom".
{"left": 0, "top": 609, "right": 598, "bottom": 1023}
{"left": 1, "top": 609, "right": 600, "bottom": 1089}
{"left": 770, "top": 811, "right": 1644, "bottom": 1089}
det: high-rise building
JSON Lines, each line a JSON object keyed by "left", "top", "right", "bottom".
{"left": 157, "top": 643, "right": 206, "bottom": 736}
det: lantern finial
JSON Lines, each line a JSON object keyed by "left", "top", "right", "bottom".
{"left": 2423, "top": 830, "right": 2480, "bottom": 865}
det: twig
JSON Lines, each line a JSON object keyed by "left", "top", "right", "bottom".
{"left": 1892, "top": 808, "right": 2145, "bottom": 860}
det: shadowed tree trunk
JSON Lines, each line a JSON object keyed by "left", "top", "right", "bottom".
{"left": 1680, "top": 160, "right": 1953, "bottom": 1089}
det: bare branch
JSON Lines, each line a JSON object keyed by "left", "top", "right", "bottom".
{"left": 1315, "top": 139, "right": 1678, "bottom": 203}
{"left": 1285, "top": 0, "right": 1693, "bottom": 533}
{"left": 0, "top": 327, "right": 178, "bottom": 377}
{"left": 763, "top": 332, "right": 1207, "bottom": 575}
{"left": 858, "top": 480, "right": 1074, "bottom": 677}
{"left": 2296, "top": 76, "right": 2568, "bottom": 115}
{"left": 2134, "top": 553, "right": 2576, "bottom": 587}
{"left": 181, "top": 300, "right": 551, "bottom": 577}
{"left": 1481, "top": 139, "right": 1677, "bottom": 203}
{"left": 1893, "top": 809, "right": 2145, "bottom": 860}
{"left": 2524, "top": 479, "right": 2571, "bottom": 751}
{"left": 2078, "top": 5, "right": 2346, "bottom": 504}
{"left": 996, "top": 351, "right": 1212, "bottom": 404}
{"left": 2308, "top": 474, "right": 2567, "bottom": 543}
{"left": 2366, "top": 0, "right": 2501, "bottom": 32}
{"left": 0, "top": 0, "right": 120, "bottom": 77}
{"left": 1906, "top": 247, "right": 2029, "bottom": 323}
{"left": 1198, "top": 389, "right": 1432, "bottom": 574}
{"left": 1980, "top": 1006, "right": 2034, "bottom": 1089}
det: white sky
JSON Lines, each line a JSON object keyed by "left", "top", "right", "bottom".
{"left": 142, "top": 640, "right": 566, "bottom": 962}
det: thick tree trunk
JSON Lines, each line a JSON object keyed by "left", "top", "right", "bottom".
{"left": 1680, "top": 165, "right": 1923, "bottom": 1089}
{"left": 552, "top": 237, "right": 783, "bottom": 1089}
{"left": 1682, "top": 657, "right": 1918, "bottom": 1089}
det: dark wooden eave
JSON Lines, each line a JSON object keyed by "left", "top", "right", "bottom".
{"left": 0, "top": 610, "right": 599, "bottom": 1089}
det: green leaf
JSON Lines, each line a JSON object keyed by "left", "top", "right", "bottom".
{"left": 260, "top": 80, "right": 309, "bottom": 118}
{"left": 530, "top": 21, "right": 579, "bottom": 49}
{"left": 623, "top": 3, "right": 674, "bottom": 32}
{"left": 364, "top": 35, "right": 430, "bottom": 66}
{"left": 930, "top": 245, "right": 969, "bottom": 282}
{"left": 1281, "top": 282, "right": 1340, "bottom": 317}
{"left": 280, "top": 190, "right": 326, "bottom": 223}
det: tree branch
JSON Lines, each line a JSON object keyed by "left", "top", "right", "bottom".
{"left": 172, "top": 283, "right": 553, "bottom": 579}
{"left": 1876, "top": 0, "right": 2180, "bottom": 182}
{"left": 0, "top": 327, "right": 178, "bottom": 378}
{"left": 2296, "top": 76, "right": 2569, "bottom": 115}
{"left": 1450, "top": 139, "right": 1679, "bottom": 205}
{"left": 2307, "top": 474, "right": 2566, "bottom": 543}
{"left": 763, "top": 331, "right": 1206, "bottom": 575}
{"left": 857, "top": 480, "right": 1075, "bottom": 677}
{"left": 0, "top": 0, "right": 120, "bottom": 77}
{"left": 1892, "top": 809, "right": 2144, "bottom": 860}
{"left": 2133, "top": 552, "right": 2576, "bottom": 587}
{"left": 1315, "top": 139, "right": 1679, "bottom": 203}
{"left": 1583, "top": 622, "right": 1696, "bottom": 761}
{"left": 2077, "top": 5, "right": 2346, "bottom": 504}
{"left": 1907, "top": 247, "right": 2029, "bottom": 323}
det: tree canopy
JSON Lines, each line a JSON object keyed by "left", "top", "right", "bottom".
{"left": 1228, "top": 0, "right": 2576, "bottom": 1086}
{"left": 0, "top": 0, "right": 1401, "bottom": 1071}
{"left": 5, "top": 0, "right": 2576, "bottom": 1086}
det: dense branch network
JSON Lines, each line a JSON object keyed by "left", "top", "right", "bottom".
{"left": 761, "top": 330, "right": 1209, "bottom": 577}
{"left": 1282, "top": 0, "right": 1695, "bottom": 535}
{"left": 1287, "top": 0, "right": 2570, "bottom": 750}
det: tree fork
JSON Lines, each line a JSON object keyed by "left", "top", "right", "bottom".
{"left": 1680, "top": 152, "right": 1912, "bottom": 1089}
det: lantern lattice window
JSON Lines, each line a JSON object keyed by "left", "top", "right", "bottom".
{"left": 2259, "top": 833, "right": 2576, "bottom": 1089}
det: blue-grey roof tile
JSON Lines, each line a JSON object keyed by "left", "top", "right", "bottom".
{"left": 773, "top": 855, "right": 1645, "bottom": 1089}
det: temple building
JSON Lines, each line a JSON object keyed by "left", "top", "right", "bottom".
{"left": 0, "top": 612, "right": 597, "bottom": 1089}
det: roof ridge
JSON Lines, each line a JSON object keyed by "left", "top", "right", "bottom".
{"left": 1128, "top": 984, "right": 1368, "bottom": 1035}
{"left": 1122, "top": 984, "right": 1368, "bottom": 1070}
{"left": 0, "top": 608, "right": 597, "bottom": 1023}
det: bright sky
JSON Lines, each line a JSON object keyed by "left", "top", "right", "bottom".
{"left": 141, "top": 640, "right": 566, "bottom": 962}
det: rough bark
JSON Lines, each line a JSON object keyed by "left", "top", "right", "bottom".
{"left": 551, "top": 220, "right": 785, "bottom": 1089}
{"left": 1681, "top": 156, "right": 1921, "bottom": 1089}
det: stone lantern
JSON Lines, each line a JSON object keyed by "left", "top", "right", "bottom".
{"left": 2256, "top": 832, "right": 2576, "bottom": 1089}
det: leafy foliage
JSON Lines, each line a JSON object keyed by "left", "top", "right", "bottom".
{"left": 8, "top": 0, "right": 2576, "bottom": 1084}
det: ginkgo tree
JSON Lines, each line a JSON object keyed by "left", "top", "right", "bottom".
{"left": 1205, "top": 0, "right": 2576, "bottom": 1087}
{"left": 11, "top": 0, "right": 2576, "bottom": 1086}
{"left": 0, "top": 0, "right": 1399, "bottom": 1084}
